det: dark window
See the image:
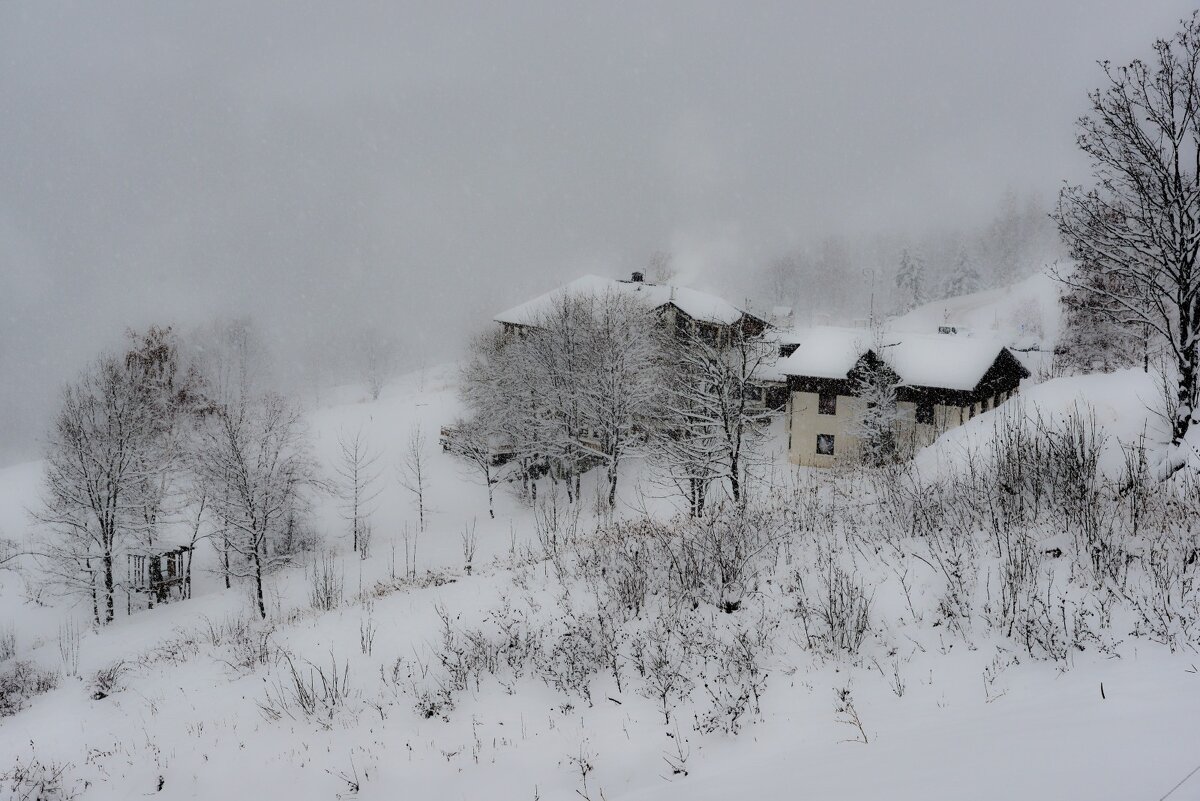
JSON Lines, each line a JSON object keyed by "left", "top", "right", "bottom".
{"left": 816, "top": 434, "right": 835, "bottom": 455}
{"left": 818, "top": 391, "right": 837, "bottom": 415}
{"left": 916, "top": 401, "right": 934, "bottom": 425}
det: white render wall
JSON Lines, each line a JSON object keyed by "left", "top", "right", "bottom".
{"left": 786, "top": 388, "right": 1019, "bottom": 467}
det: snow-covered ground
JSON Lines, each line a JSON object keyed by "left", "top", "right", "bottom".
{"left": 2, "top": 335, "right": 1199, "bottom": 800}
{"left": 891, "top": 271, "right": 1064, "bottom": 351}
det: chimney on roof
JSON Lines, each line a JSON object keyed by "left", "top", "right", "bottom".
{"left": 630, "top": 271, "right": 644, "bottom": 283}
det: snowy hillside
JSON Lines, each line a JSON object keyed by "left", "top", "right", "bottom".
{"left": 892, "top": 270, "right": 1064, "bottom": 351}
{"left": 2, "top": 359, "right": 1199, "bottom": 801}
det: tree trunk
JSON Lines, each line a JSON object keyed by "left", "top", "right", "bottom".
{"left": 222, "top": 529, "right": 231, "bottom": 590}
{"left": 103, "top": 551, "right": 114, "bottom": 624}
{"left": 252, "top": 542, "right": 267, "bottom": 620}
{"left": 607, "top": 464, "right": 618, "bottom": 507}
{"left": 88, "top": 557, "right": 99, "bottom": 626}
{"left": 1174, "top": 339, "right": 1198, "bottom": 446}
{"left": 689, "top": 478, "right": 705, "bottom": 518}
{"left": 728, "top": 448, "right": 742, "bottom": 504}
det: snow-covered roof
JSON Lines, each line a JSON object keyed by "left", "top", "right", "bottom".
{"left": 776, "top": 326, "right": 1024, "bottom": 392}
{"left": 493, "top": 274, "right": 756, "bottom": 328}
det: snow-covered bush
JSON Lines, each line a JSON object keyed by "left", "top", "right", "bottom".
{"left": 0, "top": 752, "right": 79, "bottom": 801}
{"left": 204, "top": 614, "right": 279, "bottom": 672}
{"left": 0, "top": 661, "right": 58, "bottom": 718}
{"left": 307, "top": 551, "right": 344, "bottom": 612}
{"left": 89, "top": 660, "right": 126, "bottom": 700}
{"left": 696, "top": 617, "right": 775, "bottom": 734}
{"left": 0, "top": 625, "right": 13, "bottom": 663}
{"left": 259, "top": 652, "right": 356, "bottom": 729}
{"left": 791, "top": 551, "right": 872, "bottom": 655}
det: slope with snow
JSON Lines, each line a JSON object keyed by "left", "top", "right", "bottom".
{"left": 0, "top": 357, "right": 1196, "bottom": 801}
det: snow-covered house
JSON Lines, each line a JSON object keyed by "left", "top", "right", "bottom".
{"left": 779, "top": 326, "right": 1030, "bottom": 467}
{"left": 493, "top": 272, "right": 768, "bottom": 343}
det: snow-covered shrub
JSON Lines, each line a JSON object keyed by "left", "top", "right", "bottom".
{"left": 537, "top": 613, "right": 604, "bottom": 704}
{"left": 381, "top": 656, "right": 454, "bottom": 721}
{"left": 260, "top": 652, "right": 356, "bottom": 729}
{"left": 0, "top": 753, "right": 79, "bottom": 801}
{"left": 56, "top": 621, "right": 80, "bottom": 677}
{"left": 418, "top": 601, "right": 552, "bottom": 708}
{"left": 636, "top": 609, "right": 697, "bottom": 725}
{"left": 792, "top": 551, "right": 872, "bottom": 655}
{"left": 638, "top": 505, "right": 782, "bottom": 614}
{"left": 533, "top": 493, "right": 581, "bottom": 578}
{"left": 575, "top": 521, "right": 652, "bottom": 622}
{"left": 1125, "top": 527, "right": 1200, "bottom": 651}
{"left": 0, "top": 625, "right": 14, "bottom": 663}
{"left": 308, "top": 551, "right": 344, "bottom": 612}
{"left": 695, "top": 616, "right": 775, "bottom": 735}
{"left": 205, "top": 615, "right": 278, "bottom": 672}
{"left": 0, "top": 661, "right": 58, "bottom": 717}
{"left": 89, "top": 661, "right": 126, "bottom": 700}
{"left": 988, "top": 550, "right": 1102, "bottom": 663}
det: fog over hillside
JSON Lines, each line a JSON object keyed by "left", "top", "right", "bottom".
{"left": 8, "top": 6, "right": 1200, "bottom": 799}
{"left": 0, "top": 0, "right": 1192, "bottom": 464}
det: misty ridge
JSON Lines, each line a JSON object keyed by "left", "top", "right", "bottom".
{"left": 4, "top": 3, "right": 1200, "bottom": 801}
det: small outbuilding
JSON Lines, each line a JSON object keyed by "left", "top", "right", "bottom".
{"left": 127, "top": 540, "right": 194, "bottom": 610}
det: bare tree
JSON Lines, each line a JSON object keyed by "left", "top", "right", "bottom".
{"left": 461, "top": 327, "right": 545, "bottom": 503}
{"left": 398, "top": 425, "right": 430, "bottom": 531}
{"left": 334, "top": 426, "right": 384, "bottom": 554}
{"left": 581, "top": 291, "right": 659, "bottom": 506}
{"left": 123, "top": 326, "right": 204, "bottom": 606}
{"left": 1055, "top": 12, "right": 1200, "bottom": 470}
{"left": 461, "top": 291, "right": 659, "bottom": 507}
{"left": 34, "top": 356, "right": 158, "bottom": 624}
{"left": 650, "top": 333, "right": 726, "bottom": 517}
{"left": 188, "top": 317, "right": 268, "bottom": 586}
{"left": 196, "top": 393, "right": 318, "bottom": 619}
{"left": 358, "top": 329, "right": 397, "bottom": 401}
{"left": 668, "top": 324, "right": 774, "bottom": 505}
{"left": 0, "top": 534, "right": 19, "bottom": 572}
{"left": 518, "top": 295, "right": 595, "bottom": 503}
{"left": 646, "top": 250, "right": 676, "bottom": 284}
{"left": 446, "top": 418, "right": 502, "bottom": 519}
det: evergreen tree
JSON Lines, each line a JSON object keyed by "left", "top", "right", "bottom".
{"left": 944, "top": 246, "right": 981, "bottom": 298}
{"left": 894, "top": 247, "right": 927, "bottom": 310}
{"left": 848, "top": 350, "right": 901, "bottom": 467}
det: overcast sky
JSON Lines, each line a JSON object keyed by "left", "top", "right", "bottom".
{"left": 1, "top": 0, "right": 1194, "bottom": 464}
